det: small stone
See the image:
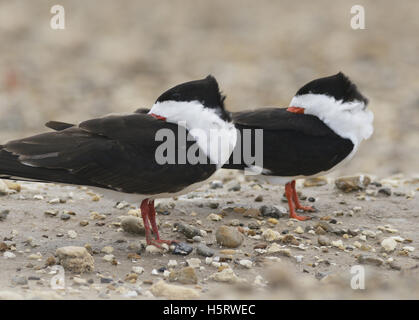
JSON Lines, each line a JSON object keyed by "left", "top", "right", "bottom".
{"left": 294, "top": 226, "right": 304, "bottom": 234}
{"left": 243, "top": 208, "right": 261, "bottom": 218}
{"left": 210, "top": 268, "right": 239, "bottom": 283}
{"left": 228, "top": 183, "right": 241, "bottom": 192}
{"left": 209, "top": 180, "right": 223, "bottom": 189}
{"left": 215, "top": 226, "right": 244, "bottom": 248}
{"left": 103, "top": 254, "right": 115, "bottom": 262}
{"left": 124, "top": 273, "right": 138, "bottom": 283}
{"left": 68, "top": 230, "right": 77, "bottom": 239}
{"left": 146, "top": 245, "right": 167, "bottom": 255}
{"left": 381, "top": 238, "right": 397, "bottom": 252}
{"left": 28, "top": 253, "right": 42, "bottom": 260}
{"left": 171, "top": 242, "right": 193, "bottom": 256}
{"left": 3, "top": 251, "right": 16, "bottom": 259}
{"left": 186, "top": 258, "right": 201, "bottom": 268}
{"left": 0, "top": 242, "right": 8, "bottom": 252}
{"left": 121, "top": 216, "right": 145, "bottom": 235}
{"left": 132, "top": 266, "right": 145, "bottom": 274}
{"left": 169, "top": 267, "right": 198, "bottom": 284}
{"left": 44, "top": 210, "right": 58, "bottom": 217}
{"left": 262, "top": 229, "right": 281, "bottom": 242}
{"left": 101, "top": 246, "right": 114, "bottom": 254}
{"left": 207, "top": 213, "right": 222, "bottom": 221}
{"left": 196, "top": 244, "right": 215, "bottom": 257}
{"left": 357, "top": 254, "right": 384, "bottom": 266}
{"left": 331, "top": 240, "right": 345, "bottom": 250}
{"left": 79, "top": 220, "right": 89, "bottom": 227}
{"left": 304, "top": 177, "right": 328, "bottom": 187}
{"left": 335, "top": 175, "right": 371, "bottom": 192}
{"left": 174, "top": 222, "right": 201, "bottom": 239}
{"left": 45, "top": 256, "right": 56, "bottom": 266}
{"left": 150, "top": 280, "right": 200, "bottom": 300}
{"left": 60, "top": 213, "right": 71, "bottom": 221}
{"left": 254, "top": 195, "right": 263, "bottom": 202}
{"left": 402, "top": 246, "right": 415, "bottom": 252}
{"left": 11, "top": 276, "right": 28, "bottom": 286}
{"left": 49, "top": 198, "right": 61, "bottom": 204}
{"left": 208, "top": 202, "right": 219, "bottom": 209}
{"left": 260, "top": 205, "right": 286, "bottom": 219}
{"left": 318, "top": 236, "right": 331, "bottom": 246}
{"left": 73, "top": 277, "right": 88, "bottom": 285}
{"left": 378, "top": 188, "right": 392, "bottom": 196}
{"left": 239, "top": 259, "right": 253, "bottom": 269}
{"left": 56, "top": 246, "right": 94, "bottom": 273}
{"left": 167, "top": 260, "right": 178, "bottom": 267}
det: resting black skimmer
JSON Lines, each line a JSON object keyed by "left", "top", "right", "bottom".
{"left": 223, "top": 72, "right": 373, "bottom": 220}
{"left": 0, "top": 75, "right": 237, "bottom": 246}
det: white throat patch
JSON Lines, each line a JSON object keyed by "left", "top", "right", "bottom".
{"left": 289, "top": 93, "right": 374, "bottom": 148}
{"left": 149, "top": 100, "right": 237, "bottom": 167}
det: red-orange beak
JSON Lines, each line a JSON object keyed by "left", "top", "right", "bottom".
{"left": 150, "top": 113, "right": 167, "bottom": 121}
{"left": 287, "top": 106, "right": 305, "bottom": 114}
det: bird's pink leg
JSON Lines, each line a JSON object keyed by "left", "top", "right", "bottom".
{"left": 290, "top": 180, "right": 315, "bottom": 212}
{"left": 140, "top": 199, "right": 153, "bottom": 244}
{"left": 141, "top": 199, "right": 177, "bottom": 248}
{"left": 285, "top": 182, "right": 311, "bottom": 221}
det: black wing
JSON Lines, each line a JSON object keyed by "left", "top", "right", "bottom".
{"left": 1, "top": 114, "right": 215, "bottom": 194}
{"left": 224, "top": 108, "right": 354, "bottom": 176}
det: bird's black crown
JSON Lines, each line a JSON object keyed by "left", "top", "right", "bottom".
{"left": 295, "top": 72, "right": 368, "bottom": 105}
{"left": 156, "top": 75, "right": 230, "bottom": 121}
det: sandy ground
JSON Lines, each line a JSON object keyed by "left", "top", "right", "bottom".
{"left": 1, "top": 171, "right": 418, "bottom": 299}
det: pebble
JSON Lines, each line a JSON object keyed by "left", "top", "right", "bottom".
{"left": 196, "top": 244, "right": 215, "bottom": 257}
{"left": 332, "top": 240, "right": 345, "bottom": 250}
{"left": 304, "top": 177, "right": 328, "bottom": 187}
{"left": 121, "top": 216, "right": 145, "bottom": 235}
{"left": 169, "top": 266, "right": 198, "bottom": 284}
{"left": 239, "top": 259, "right": 253, "bottom": 269}
{"left": 73, "top": 277, "right": 88, "bottom": 285}
{"left": 294, "top": 226, "right": 304, "bottom": 234}
{"left": 68, "top": 230, "right": 77, "bottom": 239}
{"left": 56, "top": 246, "right": 94, "bottom": 273}
{"left": 186, "top": 258, "right": 201, "bottom": 268}
{"left": 215, "top": 226, "right": 244, "bottom": 248}
{"left": 209, "top": 180, "right": 223, "bottom": 189}
{"left": 146, "top": 245, "right": 167, "bottom": 255}
{"left": 243, "top": 208, "right": 261, "bottom": 218}
{"left": 11, "top": 276, "right": 28, "bottom": 286}
{"left": 132, "top": 266, "right": 145, "bottom": 274}
{"left": 402, "top": 246, "right": 415, "bottom": 252}
{"left": 171, "top": 242, "right": 193, "bottom": 255}
{"left": 260, "top": 205, "right": 287, "bottom": 219}
{"left": 378, "top": 188, "right": 392, "bottom": 196}
{"left": 150, "top": 280, "right": 200, "bottom": 300}
{"left": 79, "top": 220, "right": 89, "bottom": 227}
{"left": 357, "top": 254, "right": 384, "bottom": 266}
{"left": 174, "top": 222, "right": 201, "bottom": 239}
{"left": 207, "top": 213, "right": 222, "bottom": 221}
{"left": 3, "top": 251, "right": 16, "bottom": 259}
{"left": 101, "top": 246, "right": 114, "bottom": 254}
{"left": 381, "top": 238, "right": 397, "bottom": 252}
{"left": 60, "top": 213, "right": 71, "bottom": 221}
{"left": 254, "top": 195, "right": 263, "bottom": 202}
{"left": 335, "top": 175, "right": 371, "bottom": 192}
{"left": 228, "top": 183, "right": 241, "bottom": 192}
{"left": 210, "top": 268, "right": 239, "bottom": 283}
{"left": 44, "top": 210, "right": 58, "bottom": 217}
{"left": 28, "top": 253, "right": 42, "bottom": 260}
{"left": 262, "top": 229, "right": 281, "bottom": 242}
{"left": 318, "top": 236, "right": 331, "bottom": 246}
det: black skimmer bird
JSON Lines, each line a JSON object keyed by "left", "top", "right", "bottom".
{"left": 0, "top": 75, "right": 237, "bottom": 246}
{"left": 223, "top": 72, "right": 373, "bottom": 220}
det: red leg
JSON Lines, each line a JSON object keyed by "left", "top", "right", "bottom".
{"left": 141, "top": 199, "right": 177, "bottom": 248}
{"left": 285, "top": 182, "right": 311, "bottom": 221}
{"left": 290, "top": 180, "right": 315, "bottom": 212}
{"left": 140, "top": 199, "right": 153, "bottom": 244}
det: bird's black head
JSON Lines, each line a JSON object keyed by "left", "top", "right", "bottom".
{"left": 295, "top": 72, "right": 368, "bottom": 105}
{"left": 155, "top": 75, "right": 231, "bottom": 122}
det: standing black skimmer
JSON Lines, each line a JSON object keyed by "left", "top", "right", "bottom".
{"left": 0, "top": 75, "right": 237, "bottom": 246}
{"left": 224, "top": 72, "right": 373, "bottom": 220}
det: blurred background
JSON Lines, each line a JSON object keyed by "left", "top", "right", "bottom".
{"left": 0, "top": 0, "right": 418, "bottom": 176}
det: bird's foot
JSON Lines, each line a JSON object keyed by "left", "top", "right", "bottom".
{"left": 296, "top": 205, "right": 316, "bottom": 212}
{"left": 290, "top": 213, "right": 312, "bottom": 221}
{"left": 147, "top": 238, "right": 178, "bottom": 249}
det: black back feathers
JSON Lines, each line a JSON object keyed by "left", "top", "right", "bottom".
{"left": 295, "top": 72, "right": 368, "bottom": 105}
